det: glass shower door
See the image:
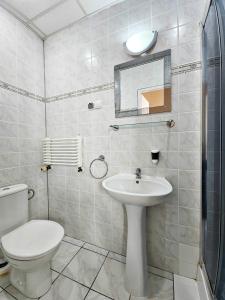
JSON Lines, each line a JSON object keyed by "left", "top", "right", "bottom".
{"left": 202, "top": 0, "right": 222, "bottom": 293}
{"left": 214, "top": 0, "right": 225, "bottom": 298}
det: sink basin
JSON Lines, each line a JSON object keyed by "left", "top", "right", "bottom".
{"left": 102, "top": 173, "right": 172, "bottom": 206}
{"left": 102, "top": 173, "right": 173, "bottom": 298}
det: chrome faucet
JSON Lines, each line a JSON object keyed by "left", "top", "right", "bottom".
{"left": 135, "top": 168, "right": 141, "bottom": 179}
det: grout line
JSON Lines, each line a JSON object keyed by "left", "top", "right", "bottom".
{"left": 59, "top": 272, "right": 114, "bottom": 300}
{"left": 59, "top": 272, "right": 91, "bottom": 290}
{"left": 63, "top": 236, "right": 175, "bottom": 280}
{"left": 2, "top": 284, "right": 23, "bottom": 299}
{"left": 148, "top": 271, "right": 173, "bottom": 281}
{"left": 173, "top": 274, "right": 176, "bottom": 300}
{"left": 88, "top": 289, "right": 114, "bottom": 300}
{"left": 82, "top": 247, "right": 109, "bottom": 257}
{"left": 84, "top": 252, "right": 109, "bottom": 299}
{"left": 52, "top": 239, "right": 108, "bottom": 281}
{"left": 52, "top": 270, "right": 60, "bottom": 283}
{"left": 64, "top": 235, "right": 110, "bottom": 255}
{"left": 62, "top": 240, "right": 108, "bottom": 257}
{"left": 51, "top": 241, "right": 113, "bottom": 300}
{"left": 65, "top": 241, "right": 123, "bottom": 261}
{"left": 0, "top": 281, "right": 11, "bottom": 291}
{"left": 107, "top": 257, "right": 125, "bottom": 264}
{"left": 2, "top": 236, "right": 175, "bottom": 300}
{"left": 62, "top": 240, "right": 85, "bottom": 248}
{"left": 1, "top": 289, "right": 17, "bottom": 299}
{"left": 63, "top": 239, "right": 131, "bottom": 265}
{"left": 54, "top": 244, "right": 84, "bottom": 275}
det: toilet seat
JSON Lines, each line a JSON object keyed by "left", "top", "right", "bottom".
{"left": 1, "top": 220, "right": 64, "bottom": 261}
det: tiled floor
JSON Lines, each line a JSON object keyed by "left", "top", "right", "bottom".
{"left": 0, "top": 236, "right": 174, "bottom": 300}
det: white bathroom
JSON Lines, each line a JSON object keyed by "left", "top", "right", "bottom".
{"left": 0, "top": 0, "right": 221, "bottom": 299}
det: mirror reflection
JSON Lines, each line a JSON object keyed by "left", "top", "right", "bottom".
{"left": 114, "top": 50, "right": 171, "bottom": 118}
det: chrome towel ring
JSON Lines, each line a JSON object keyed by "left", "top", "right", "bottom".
{"left": 89, "top": 155, "right": 108, "bottom": 179}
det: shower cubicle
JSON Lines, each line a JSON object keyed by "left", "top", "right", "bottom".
{"left": 202, "top": 0, "right": 225, "bottom": 299}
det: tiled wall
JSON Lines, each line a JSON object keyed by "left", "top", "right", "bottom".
{"left": 0, "top": 7, "right": 47, "bottom": 220}
{"left": 45, "top": 0, "right": 204, "bottom": 278}
{"left": 0, "top": 8, "right": 44, "bottom": 96}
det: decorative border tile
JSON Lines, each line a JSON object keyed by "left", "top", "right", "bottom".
{"left": 0, "top": 80, "right": 45, "bottom": 102}
{"left": 46, "top": 82, "right": 115, "bottom": 103}
{"left": 208, "top": 56, "right": 220, "bottom": 67}
{"left": 171, "top": 61, "right": 202, "bottom": 75}
{"left": 46, "top": 61, "right": 202, "bottom": 103}
{"left": 0, "top": 62, "right": 202, "bottom": 103}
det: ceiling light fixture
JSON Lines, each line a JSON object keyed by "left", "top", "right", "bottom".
{"left": 124, "top": 30, "right": 158, "bottom": 56}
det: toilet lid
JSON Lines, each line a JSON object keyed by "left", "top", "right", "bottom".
{"left": 1, "top": 220, "right": 64, "bottom": 260}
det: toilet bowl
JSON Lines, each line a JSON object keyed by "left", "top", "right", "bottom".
{"left": 1, "top": 219, "right": 64, "bottom": 298}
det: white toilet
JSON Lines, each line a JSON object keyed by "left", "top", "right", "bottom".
{"left": 0, "top": 184, "right": 64, "bottom": 298}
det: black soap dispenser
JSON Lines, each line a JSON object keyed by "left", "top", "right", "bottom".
{"left": 151, "top": 150, "right": 160, "bottom": 165}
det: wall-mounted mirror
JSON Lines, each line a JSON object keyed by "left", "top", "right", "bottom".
{"left": 114, "top": 49, "right": 171, "bottom": 118}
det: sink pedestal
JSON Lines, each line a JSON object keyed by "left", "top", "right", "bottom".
{"left": 125, "top": 205, "right": 148, "bottom": 297}
{"left": 102, "top": 173, "right": 173, "bottom": 297}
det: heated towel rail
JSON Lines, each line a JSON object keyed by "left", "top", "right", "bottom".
{"left": 42, "top": 137, "right": 82, "bottom": 167}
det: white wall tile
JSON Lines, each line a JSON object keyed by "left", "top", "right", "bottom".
{"left": 44, "top": 0, "right": 202, "bottom": 278}
{"left": 179, "top": 244, "right": 199, "bottom": 264}
{"left": 0, "top": 7, "right": 47, "bottom": 219}
{"left": 179, "top": 261, "right": 198, "bottom": 279}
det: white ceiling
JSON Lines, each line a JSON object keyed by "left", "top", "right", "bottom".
{"left": 0, "top": 0, "right": 123, "bottom": 39}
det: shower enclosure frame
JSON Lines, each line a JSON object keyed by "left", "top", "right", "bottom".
{"left": 201, "top": 0, "right": 225, "bottom": 298}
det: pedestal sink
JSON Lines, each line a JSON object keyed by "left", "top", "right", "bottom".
{"left": 102, "top": 173, "right": 172, "bottom": 297}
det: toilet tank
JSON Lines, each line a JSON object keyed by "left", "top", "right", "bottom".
{"left": 0, "top": 184, "right": 28, "bottom": 238}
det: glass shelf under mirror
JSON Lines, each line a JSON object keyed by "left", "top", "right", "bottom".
{"left": 109, "top": 119, "right": 175, "bottom": 131}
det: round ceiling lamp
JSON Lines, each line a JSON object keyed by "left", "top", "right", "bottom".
{"left": 124, "top": 30, "right": 158, "bottom": 56}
